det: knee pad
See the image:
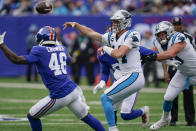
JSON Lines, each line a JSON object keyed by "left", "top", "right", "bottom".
{"left": 164, "top": 94, "right": 174, "bottom": 101}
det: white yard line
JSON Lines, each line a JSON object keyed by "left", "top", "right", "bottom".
{"left": 0, "top": 121, "right": 188, "bottom": 126}
{"left": 1, "top": 82, "right": 196, "bottom": 94}
{"left": 2, "top": 113, "right": 186, "bottom": 117}
{"left": 0, "top": 98, "right": 164, "bottom": 105}
{"left": 0, "top": 82, "right": 167, "bottom": 93}
{"left": 0, "top": 98, "right": 38, "bottom": 103}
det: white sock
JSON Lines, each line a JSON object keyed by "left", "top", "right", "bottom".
{"left": 161, "top": 111, "right": 171, "bottom": 120}
{"left": 108, "top": 126, "right": 119, "bottom": 131}
{"left": 140, "top": 107, "right": 145, "bottom": 115}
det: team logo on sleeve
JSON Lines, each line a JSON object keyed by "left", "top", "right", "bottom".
{"left": 132, "top": 36, "right": 139, "bottom": 42}
{"left": 178, "top": 36, "right": 185, "bottom": 42}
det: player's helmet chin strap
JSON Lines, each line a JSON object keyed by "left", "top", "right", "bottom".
{"left": 157, "top": 33, "right": 170, "bottom": 46}
{"left": 39, "top": 40, "right": 56, "bottom": 46}
{"left": 111, "top": 20, "right": 130, "bottom": 33}
{"left": 159, "top": 39, "right": 168, "bottom": 45}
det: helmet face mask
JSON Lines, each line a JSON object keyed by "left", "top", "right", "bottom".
{"left": 111, "top": 20, "right": 120, "bottom": 33}
{"left": 36, "top": 26, "right": 56, "bottom": 46}
{"left": 155, "top": 21, "right": 175, "bottom": 45}
{"left": 110, "top": 10, "right": 131, "bottom": 33}
{"left": 156, "top": 31, "right": 168, "bottom": 45}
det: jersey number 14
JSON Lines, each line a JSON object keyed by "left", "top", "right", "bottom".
{"left": 49, "top": 52, "right": 67, "bottom": 76}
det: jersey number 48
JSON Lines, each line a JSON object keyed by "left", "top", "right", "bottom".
{"left": 49, "top": 52, "right": 67, "bottom": 76}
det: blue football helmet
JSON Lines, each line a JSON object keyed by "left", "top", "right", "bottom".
{"left": 36, "top": 26, "right": 56, "bottom": 46}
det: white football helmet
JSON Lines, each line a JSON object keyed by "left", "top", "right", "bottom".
{"left": 154, "top": 21, "right": 175, "bottom": 45}
{"left": 110, "top": 10, "right": 131, "bottom": 33}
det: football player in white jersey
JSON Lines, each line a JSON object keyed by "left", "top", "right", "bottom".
{"left": 142, "top": 21, "right": 196, "bottom": 130}
{"left": 63, "top": 10, "right": 145, "bottom": 131}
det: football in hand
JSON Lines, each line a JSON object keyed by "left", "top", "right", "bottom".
{"left": 35, "top": 0, "right": 53, "bottom": 14}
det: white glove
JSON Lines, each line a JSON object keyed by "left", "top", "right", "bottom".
{"left": 93, "top": 80, "right": 106, "bottom": 94}
{"left": 162, "top": 60, "right": 182, "bottom": 68}
{"left": 0, "top": 32, "right": 6, "bottom": 45}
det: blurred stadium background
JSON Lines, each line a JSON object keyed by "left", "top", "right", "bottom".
{"left": 0, "top": 0, "right": 196, "bottom": 131}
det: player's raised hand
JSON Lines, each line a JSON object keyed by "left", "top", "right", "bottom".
{"left": 63, "top": 22, "right": 77, "bottom": 30}
{"left": 98, "top": 47, "right": 104, "bottom": 56}
{"left": 0, "top": 32, "right": 6, "bottom": 45}
{"left": 93, "top": 80, "right": 106, "bottom": 94}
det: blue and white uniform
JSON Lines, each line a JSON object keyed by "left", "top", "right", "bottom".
{"left": 100, "top": 29, "right": 156, "bottom": 127}
{"left": 150, "top": 23, "right": 196, "bottom": 130}
{"left": 24, "top": 45, "right": 89, "bottom": 119}
{"left": 98, "top": 46, "right": 157, "bottom": 115}
{"left": 101, "top": 30, "right": 144, "bottom": 102}
{"left": 154, "top": 32, "right": 196, "bottom": 101}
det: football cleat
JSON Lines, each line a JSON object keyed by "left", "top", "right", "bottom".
{"left": 141, "top": 106, "right": 150, "bottom": 128}
{"left": 108, "top": 126, "right": 119, "bottom": 131}
{"left": 150, "top": 118, "right": 170, "bottom": 130}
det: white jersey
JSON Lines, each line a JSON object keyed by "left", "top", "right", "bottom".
{"left": 154, "top": 32, "right": 196, "bottom": 76}
{"left": 102, "top": 30, "right": 143, "bottom": 75}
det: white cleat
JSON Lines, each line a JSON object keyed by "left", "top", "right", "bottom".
{"left": 141, "top": 106, "right": 150, "bottom": 128}
{"left": 150, "top": 118, "right": 170, "bottom": 130}
{"left": 108, "top": 126, "right": 119, "bottom": 131}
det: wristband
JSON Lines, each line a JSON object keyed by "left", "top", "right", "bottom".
{"left": 103, "top": 46, "right": 113, "bottom": 56}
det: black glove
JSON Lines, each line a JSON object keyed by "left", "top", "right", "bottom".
{"left": 141, "top": 53, "right": 157, "bottom": 64}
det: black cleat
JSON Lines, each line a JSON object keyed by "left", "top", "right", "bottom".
{"left": 186, "top": 121, "right": 196, "bottom": 126}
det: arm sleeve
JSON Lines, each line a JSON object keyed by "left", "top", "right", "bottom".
{"left": 24, "top": 46, "right": 41, "bottom": 64}
{"left": 139, "top": 46, "right": 158, "bottom": 56}
{"left": 100, "top": 62, "right": 110, "bottom": 83}
{"left": 123, "top": 31, "right": 141, "bottom": 49}
{"left": 101, "top": 32, "right": 109, "bottom": 45}
{"left": 97, "top": 51, "right": 110, "bottom": 82}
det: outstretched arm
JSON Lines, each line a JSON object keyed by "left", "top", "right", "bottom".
{"left": 156, "top": 42, "right": 186, "bottom": 60}
{"left": 102, "top": 45, "right": 130, "bottom": 59}
{"left": 0, "top": 32, "right": 27, "bottom": 64}
{"left": 63, "top": 22, "right": 102, "bottom": 42}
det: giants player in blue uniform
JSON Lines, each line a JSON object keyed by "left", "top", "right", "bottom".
{"left": 93, "top": 46, "right": 157, "bottom": 128}
{"left": 0, "top": 26, "right": 105, "bottom": 131}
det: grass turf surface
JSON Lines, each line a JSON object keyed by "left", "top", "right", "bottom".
{"left": 0, "top": 78, "right": 196, "bottom": 131}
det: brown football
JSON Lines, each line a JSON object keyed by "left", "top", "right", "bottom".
{"left": 35, "top": 1, "right": 53, "bottom": 14}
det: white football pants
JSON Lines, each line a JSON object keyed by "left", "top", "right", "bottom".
{"left": 29, "top": 86, "right": 89, "bottom": 119}
{"left": 104, "top": 72, "right": 144, "bottom": 109}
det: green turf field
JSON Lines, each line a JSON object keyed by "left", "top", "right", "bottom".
{"left": 0, "top": 79, "right": 196, "bottom": 131}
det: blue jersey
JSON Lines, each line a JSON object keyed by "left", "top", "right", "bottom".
{"left": 24, "top": 45, "right": 77, "bottom": 99}
{"left": 97, "top": 52, "right": 118, "bottom": 83}
{"left": 98, "top": 46, "right": 158, "bottom": 82}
